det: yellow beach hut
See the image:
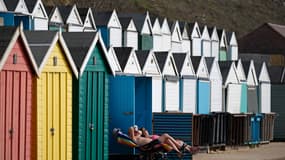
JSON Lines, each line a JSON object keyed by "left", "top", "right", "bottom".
{"left": 24, "top": 30, "right": 78, "bottom": 160}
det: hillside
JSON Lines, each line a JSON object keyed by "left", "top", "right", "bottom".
{"left": 43, "top": 0, "right": 285, "bottom": 38}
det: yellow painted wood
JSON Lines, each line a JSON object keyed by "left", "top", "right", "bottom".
{"left": 36, "top": 42, "right": 73, "bottom": 160}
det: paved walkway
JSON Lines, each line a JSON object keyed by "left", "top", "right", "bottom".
{"left": 193, "top": 142, "right": 285, "bottom": 160}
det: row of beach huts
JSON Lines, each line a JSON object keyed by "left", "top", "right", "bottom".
{"left": 0, "top": 0, "right": 277, "bottom": 160}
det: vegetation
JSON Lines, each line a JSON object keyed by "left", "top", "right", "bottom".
{"left": 43, "top": 0, "right": 285, "bottom": 38}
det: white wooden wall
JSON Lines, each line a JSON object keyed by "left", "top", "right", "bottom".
{"left": 152, "top": 77, "right": 162, "bottom": 112}
{"left": 211, "top": 79, "right": 223, "bottom": 112}
{"left": 192, "top": 38, "right": 201, "bottom": 56}
{"left": 165, "top": 80, "right": 180, "bottom": 111}
{"left": 182, "top": 79, "right": 197, "bottom": 113}
{"left": 34, "top": 18, "right": 48, "bottom": 30}
{"left": 171, "top": 41, "right": 182, "bottom": 52}
{"left": 202, "top": 40, "right": 211, "bottom": 57}
{"left": 230, "top": 46, "right": 238, "bottom": 61}
{"left": 227, "top": 84, "right": 242, "bottom": 113}
{"left": 211, "top": 41, "right": 219, "bottom": 59}
{"left": 153, "top": 34, "right": 162, "bottom": 51}
{"left": 182, "top": 39, "right": 191, "bottom": 52}
{"left": 161, "top": 34, "right": 171, "bottom": 51}
{"left": 68, "top": 25, "right": 83, "bottom": 32}
{"left": 110, "top": 27, "right": 122, "bottom": 47}
{"left": 124, "top": 31, "right": 138, "bottom": 50}
{"left": 260, "top": 83, "right": 271, "bottom": 113}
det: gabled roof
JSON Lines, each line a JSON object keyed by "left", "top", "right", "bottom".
{"left": 187, "top": 22, "right": 201, "bottom": 38}
{"left": 267, "top": 23, "right": 285, "bottom": 38}
{"left": 78, "top": 7, "right": 96, "bottom": 31}
{"left": 57, "top": 5, "right": 73, "bottom": 22}
{"left": 118, "top": 12, "right": 151, "bottom": 33}
{"left": 254, "top": 61, "right": 263, "bottom": 78}
{"left": 62, "top": 32, "right": 114, "bottom": 75}
{"left": 4, "top": 0, "right": 18, "bottom": 11}
{"left": 154, "top": 51, "right": 178, "bottom": 76}
{"left": 226, "top": 31, "right": 232, "bottom": 45}
{"left": 24, "top": 30, "right": 78, "bottom": 78}
{"left": 119, "top": 17, "right": 132, "bottom": 30}
{"left": 113, "top": 47, "right": 140, "bottom": 73}
{"left": 173, "top": 53, "right": 186, "bottom": 73}
{"left": 154, "top": 51, "right": 168, "bottom": 72}
{"left": 254, "top": 62, "right": 270, "bottom": 82}
{"left": 268, "top": 66, "right": 285, "bottom": 84}
{"left": 190, "top": 56, "right": 201, "bottom": 73}
{"left": 136, "top": 50, "right": 160, "bottom": 75}
{"left": 135, "top": 50, "right": 150, "bottom": 69}
{"left": 0, "top": 26, "right": 37, "bottom": 74}
{"left": 25, "top": 0, "right": 37, "bottom": 13}
{"left": 218, "top": 61, "right": 234, "bottom": 83}
{"left": 205, "top": 57, "right": 215, "bottom": 72}
{"left": 93, "top": 10, "right": 113, "bottom": 26}
{"left": 77, "top": 7, "right": 89, "bottom": 23}
{"left": 45, "top": 5, "right": 54, "bottom": 17}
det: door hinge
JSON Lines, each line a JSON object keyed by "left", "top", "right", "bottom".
{"left": 89, "top": 123, "right": 94, "bottom": 131}
{"left": 50, "top": 128, "right": 55, "bottom": 136}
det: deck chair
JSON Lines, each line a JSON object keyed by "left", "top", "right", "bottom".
{"left": 112, "top": 128, "right": 172, "bottom": 160}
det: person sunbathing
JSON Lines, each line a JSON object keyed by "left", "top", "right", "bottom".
{"left": 128, "top": 125, "right": 199, "bottom": 157}
{"left": 139, "top": 127, "right": 199, "bottom": 154}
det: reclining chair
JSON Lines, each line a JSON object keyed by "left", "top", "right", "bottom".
{"left": 112, "top": 128, "right": 173, "bottom": 160}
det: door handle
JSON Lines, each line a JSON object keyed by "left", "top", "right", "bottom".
{"left": 50, "top": 128, "right": 55, "bottom": 136}
{"left": 123, "top": 112, "right": 133, "bottom": 115}
{"left": 89, "top": 123, "right": 94, "bottom": 131}
{"left": 8, "top": 128, "right": 13, "bottom": 137}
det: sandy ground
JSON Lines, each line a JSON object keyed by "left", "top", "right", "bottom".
{"left": 193, "top": 142, "right": 285, "bottom": 160}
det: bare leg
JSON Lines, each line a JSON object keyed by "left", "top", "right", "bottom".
{"left": 158, "top": 135, "right": 181, "bottom": 153}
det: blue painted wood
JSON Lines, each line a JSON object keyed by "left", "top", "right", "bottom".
{"left": 0, "top": 12, "right": 14, "bottom": 26}
{"left": 109, "top": 75, "right": 135, "bottom": 154}
{"left": 179, "top": 79, "right": 183, "bottom": 111}
{"left": 197, "top": 80, "right": 210, "bottom": 114}
{"left": 153, "top": 113, "right": 193, "bottom": 160}
{"left": 135, "top": 77, "right": 152, "bottom": 133}
{"left": 98, "top": 27, "right": 110, "bottom": 47}
{"left": 14, "top": 15, "right": 33, "bottom": 30}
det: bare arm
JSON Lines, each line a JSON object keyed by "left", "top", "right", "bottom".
{"left": 128, "top": 127, "right": 135, "bottom": 141}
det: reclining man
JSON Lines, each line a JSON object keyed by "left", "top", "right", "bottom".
{"left": 128, "top": 125, "right": 198, "bottom": 157}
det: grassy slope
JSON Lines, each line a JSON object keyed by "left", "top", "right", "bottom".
{"left": 43, "top": 0, "right": 285, "bottom": 38}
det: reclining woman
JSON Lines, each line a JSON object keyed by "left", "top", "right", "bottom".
{"left": 139, "top": 127, "right": 198, "bottom": 154}
{"left": 128, "top": 126, "right": 198, "bottom": 156}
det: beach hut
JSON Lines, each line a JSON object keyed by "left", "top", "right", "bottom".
{"left": 77, "top": 7, "right": 96, "bottom": 32}
{"left": 219, "top": 61, "right": 241, "bottom": 113}
{"left": 62, "top": 32, "right": 113, "bottom": 160}
{"left": 109, "top": 47, "right": 142, "bottom": 154}
{"left": 135, "top": 49, "right": 161, "bottom": 132}
{"left": 191, "top": 56, "right": 210, "bottom": 114}
{"left": 188, "top": 22, "right": 201, "bottom": 56}
{"left": 0, "top": 26, "right": 37, "bottom": 160}
{"left": 1, "top": 0, "right": 33, "bottom": 30}
{"left": 26, "top": 0, "right": 48, "bottom": 30}
{"left": 226, "top": 31, "right": 238, "bottom": 61}
{"left": 160, "top": 17, "right": 171, "bottom": 51}
{"left": 200, "top": 25, "right": 211, "bottom": 57}
{"left": 236, "top": 59, "right": 248, "bottom": 113}
{"left": 254, "top": 62, "right": 271, "bottom": 113}
{"left": 217, "top": 29, "right": 228, "bottom": 61}
{"left": 58, "top": 5, "right": 83, "bottom": 32}
{"left": 155, "top": 51, "right": 180, "bottom": 111}
{"left": 205, "top": 57, "right": 223, "bottom": 112}
{"left": 268, "top": 66, "right": 285, "bottom": 140}
{"left": 0, "top": 1, "right": 13, "bottom": 26}
{"left": 173, "top": 52, "right": 196, "bottom": 112}
{"left": 150, "top": 15, "right": 162, "bottom": 51}
{"left": 242, "top": 60, "right": 259, "bottom": 113}
{"left": 118, "top": 12, "right": 153, "bottom": 50}
{"left": 119, "top": 17, "right": 138, "bottom": 50}
{"left": 94, "top": 10, "right": 122, "bottom": 47}
{"left": 179, "top": 22, "right": 191, "bottom": 53}
{"left": 170, "top": 20, "right": 182, "bottom": 52}
{"left": 24, "top": 30, "right": 78, "bottom": 160}
{"left": 46, "top": 6, "right": 64, "bottom": 31}
{"left": 208, "top": 27, "right": 219, "bottom": 59}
